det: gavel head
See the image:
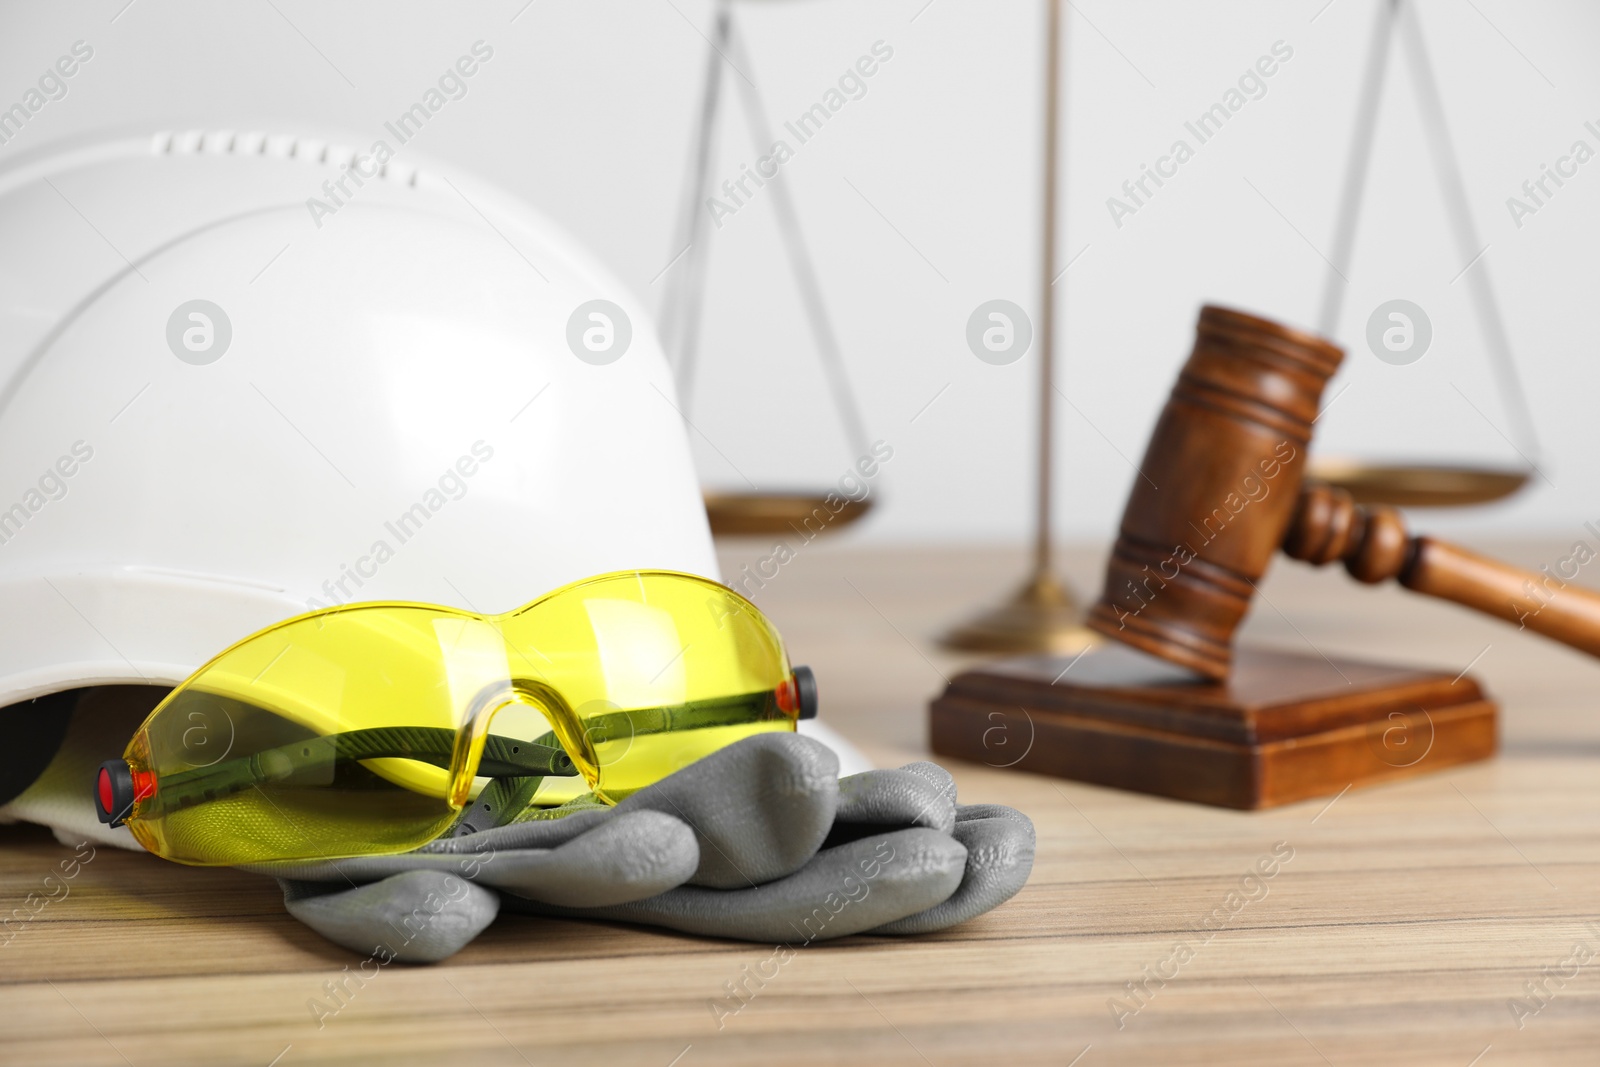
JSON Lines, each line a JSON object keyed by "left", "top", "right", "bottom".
{"left": 1087, "top": 305, "right": 1344, "bottom": 679}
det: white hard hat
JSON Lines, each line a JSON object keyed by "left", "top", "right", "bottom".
{"left": 0, "top": 129, "right": 727, "bottom": 842}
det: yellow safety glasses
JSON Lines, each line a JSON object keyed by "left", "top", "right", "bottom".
{"left": 93, "top": 571, "right": 814, "bottom": 866}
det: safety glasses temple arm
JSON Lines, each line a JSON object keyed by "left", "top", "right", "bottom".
{"left": 581, "top": 690, "right": 787, "bottom": 744}
{"left": 145, "top": 727, "right": 576, "bottom": 816}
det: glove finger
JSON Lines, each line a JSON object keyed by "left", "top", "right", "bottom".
{"left": 468, "top": 810, "right": 698, "bottom": 906}
{"left": 867, "top": 803, "right": 1035, "bottom": 936}
{"left": 835, "top": 766, "right": 956, "bottom": 835}
{"left": 502, "top": 827, "right": 965, "bottom": 943}
{"left": 617, "top": 732, "right": 840, "bottom": 889}
{"left": 896, "top": 761, "right": 959, "bottom": 805}
{"left": 263, "top": 811, "right": 695, "bottom": 907}
{"left": 281, "top": 870, "right": 498, "bottom": 963}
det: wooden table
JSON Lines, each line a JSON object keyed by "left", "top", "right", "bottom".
{"left": 3, "top": 542, "right": 1598, "bottom": 1066}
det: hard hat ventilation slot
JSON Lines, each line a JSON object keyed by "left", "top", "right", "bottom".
{"left": 150, "top": 129, "right": 421, "bottom": 189}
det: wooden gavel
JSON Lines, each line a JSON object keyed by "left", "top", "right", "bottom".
{"left": 1088, "top": 305, "right": 1600, "bottom": 680}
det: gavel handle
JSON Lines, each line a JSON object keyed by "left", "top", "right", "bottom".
{"left": 1285, "top": 481, "right": 1600, "bottom": 658}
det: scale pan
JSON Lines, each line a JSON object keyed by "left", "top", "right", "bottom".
{"left": 703, "top": 491, "right": 874, "bottom": 537}
{"left": 1308, "top": 459, "right": 1530, "bottom": 508}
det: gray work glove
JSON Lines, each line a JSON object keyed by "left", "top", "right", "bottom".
{"left": 264, "top": 733, "right": 1034, "bottom": 962}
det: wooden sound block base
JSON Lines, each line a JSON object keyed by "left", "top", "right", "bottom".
{"left": 929, "top": 644, "right": 1498, "bottom": 809}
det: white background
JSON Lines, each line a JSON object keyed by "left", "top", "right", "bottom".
{"left": 3, "top": 0, "right": 1597, "bottom": 546}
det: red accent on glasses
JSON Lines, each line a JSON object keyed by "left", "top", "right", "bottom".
{"left": 96, "top": 767, "right": 114, "bottom": 815}
{"left": 131, "top": 770, "right": 157, "bottom": 803}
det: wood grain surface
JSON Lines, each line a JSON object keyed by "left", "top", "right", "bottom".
{"left": 2, "top": 542, "right": 1598, "bottom": 1066}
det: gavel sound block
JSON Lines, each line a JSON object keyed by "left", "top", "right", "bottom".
{"left": 931, "top": 306, "right": 1512, "bottom": 808}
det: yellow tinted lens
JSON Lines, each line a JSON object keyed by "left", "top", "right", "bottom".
{"left": 119, "top": 571, "right": 798, "bottom": 864}
{"left": 125, "top": 605, "right": 519, "bottom": 865}
{"left": 502, "top": 572, "right": 797, "bottom": 802}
